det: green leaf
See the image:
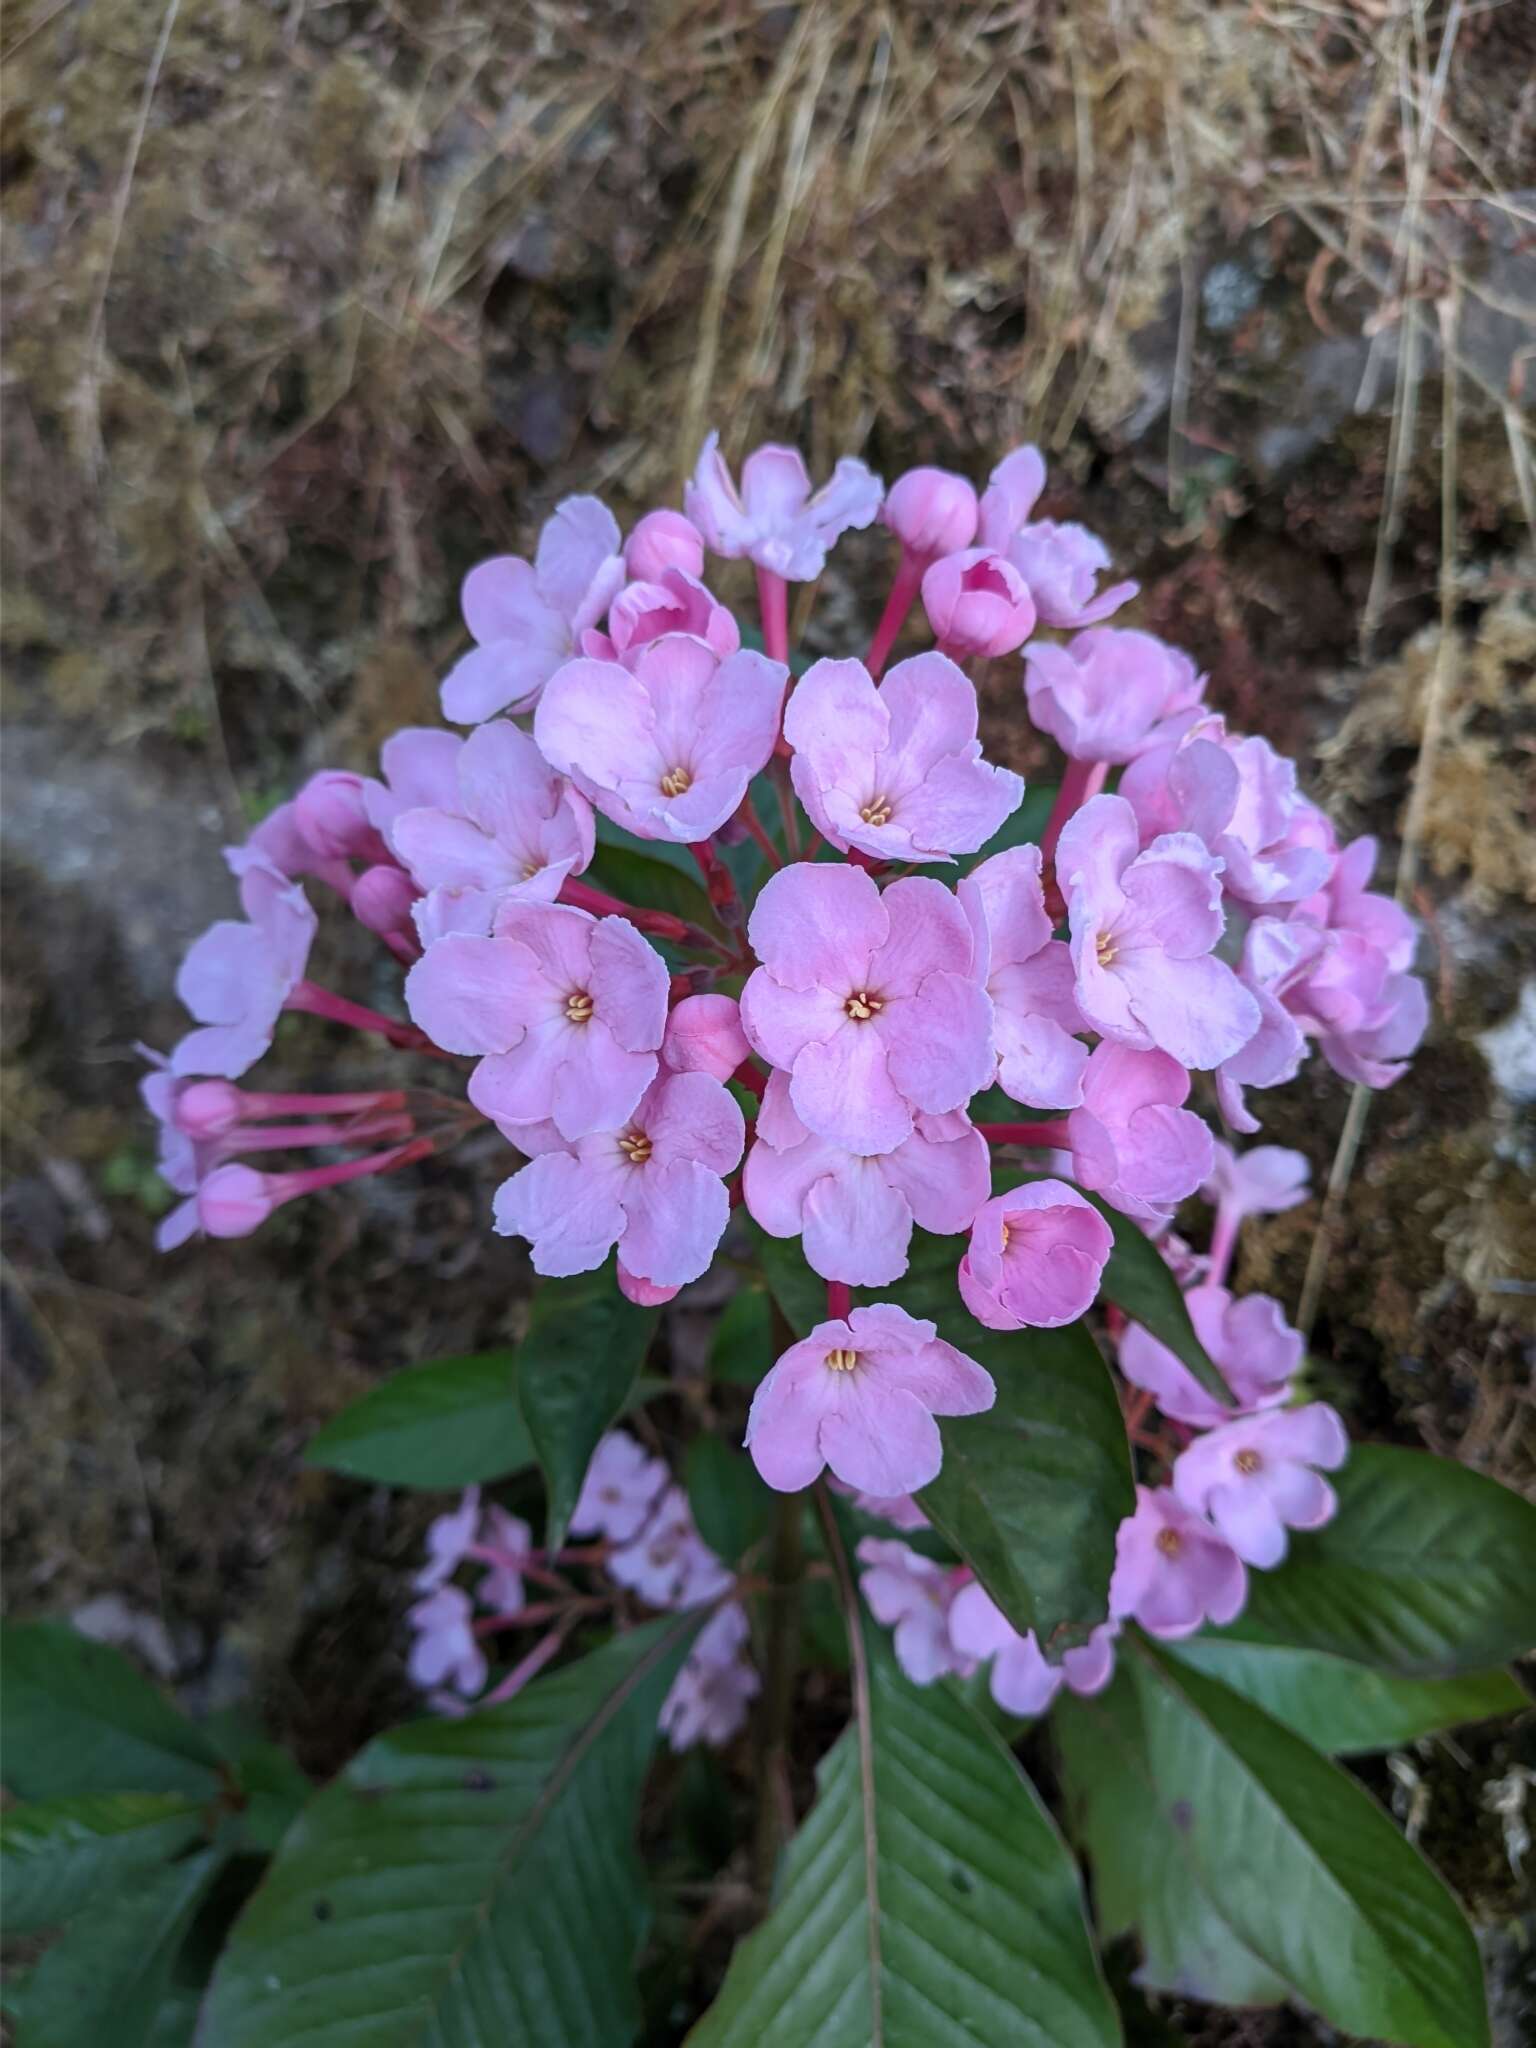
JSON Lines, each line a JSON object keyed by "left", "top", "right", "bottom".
{"left": 1055, "top": 1669, "right": 1288, "bottom": 2007}
{"left": 709, "top": 1284, "right": 775, "bottom": 1385}
{"left": 515, "top": 1271, "right": 661, "bottom": 1554}
{"left": 1091, "top": 1199, "right": 1233, "bottom": 1407}
{"left": 685, "top": 1437, "right": 771, "bottom": 1569}
{"left": 1223, "top": 1445, "right": 1536, "bottom": 1677}
{"left": 1129, "top": 1638, "right": 1490, "bottom": 2047}
{"left": 304, "top": 1350, "right": 532, "bottom": 1489}
{"left": 0, "top": 1623, "right": 222, "bottom": 1801}
{"left": 919, "top": 1316, "right": 1134, "bottom": 1650}
{"left": 196, "top": 1616, "right": 699, "bottom": 2048}
{"left": 1165, "top": 1637, "right": 1527, "bottom": 1754}
{"left": 687, "top": 1629, "right": 1119, "bottom": 2048}
{"left": 1, "top": 1792, "right": 208, "bottom": 1933}
{"left": 16, "top": 1848, "right": 221, "bottom": 2048}
{"left": 752, "top": 1228, "right": 825, "bottom": 1341}
{"left": 588, "top": 826, "right": 715, "bottom": 928}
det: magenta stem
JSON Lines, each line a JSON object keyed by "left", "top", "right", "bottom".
{"left": 739, "top": 798, "right": 783, "bottom": 870}
{"left": 826, "top": 1280, "right": 852, "bottom": 1322}
{"left": 731, "top": 1059, "right": 768, "bottom": 1101}
{"left": 237, "top": 1088, "right": 408, "bottom": 1119}
{"left": 756, "top": 566, "right": 790, "bottom": 664}
{"left": 1206, "top": 1207, "right": 1239, "bottom": 1291}
{"left": 769, "top": 755, "right": 802, "bottom": 858}
{"left": 865, "top": 549, "right": 926, "bottom": 678}
{"left": 978, "top": 1121, "right": 1068, "bottom": 1147}
{"left": 223, "top": 1113, "right": 414, "bottom": 1155}
{"left": 270, "top": 1135, "right": 433, "bottom": 1202}
{"left": 482, "top": 1626, "right": 566, "bottom": 1706}
{"left": 287, "top": 980, "right": 436, "bottom": 1053}
{"left": 1039, "top": 758, "right": 1109, "bottom": 865}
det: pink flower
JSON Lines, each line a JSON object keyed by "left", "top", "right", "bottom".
{"left": 856, "top": 1538, "right": 975, "bottom": 1684}
{"left": 882, "top": 467, "right": 979, "bottom": 559}
{"left": 977, "top": 445, "right": 1138, "bottom": 630}
{"left": 492, "top": 1070, "right": 744, "bottom": 1287}
{"left": 476, "top": 1505, "right": 533, "bottom": 1614}
{"left": 582, "top": 568, "right": 740, "bottom": 664}
{"left": 389, "top": 719, "right": 595, "bottom": 935}
{"left": 919, "top": 549, "right": 1037, "bottom": 660}
{"left": 1024, "top": 629, "right": 1203, "bottom": 764}
{"left": 1284, "top": 837, "right": 1428, "bottom": 1087}
{"left": 1120, "top": 717, "right": 1334, "bottom": 908}
{"left": 1202, "top": 1140, "right": 1310, "bottom": 1223}
{"left": 406, "top": 902, "right": 668, "bottom": 1141}
{"left": 661, "top": 994, "right": 750, "bottom": 1083}
{"left": 194, "top": 1162, "right": 283, "bottom": 1238}
{"left": 415, "top": 1486, "right": 482, "bottom": 1589}
{"left": 1066, "top": 1042, "right": 1214, "bottom": 1222}
{"left": 139, "top": 1058, "right": 219, "bottom": 1252}
{"left": 745, "top": 1303, "right": 994, "bottom": 1496}
{"left": 291, "top": 771, "right": 390, "bottom": 866}
{"left": 172, "top": 858, "right": 317, "bottom": 1079}
{"left": 440, "top": 498, "right": 625, "bottom": 722}
{"left": 617, "top": 1265, "right": 680, "bottom": 1307}
{"left": 351, "top": 865, "right": 421, "bottom": 949}
{"left": 959, "top": 845, "right": 1088, "bottom": 1109}
{"left": 1108, "top": 1485, "right": 1247, "bottom": 1639}
{"left": 1174, "top": 1404, "right": 1348, "bottom": 1568}
{"left": 785, "top": 652, "right": 1023, "bottom": 863}
{"left": 608, "top": 1484, "right": 732, "bottom": 1608}
{"left": 1213, "top": 916, "right": 1329, "bottom": 1132}
{"left": 948, "top": 1583, "right": 1118, "bottom": 1714}
{"left": 406, "top": 1585, "right": 487, "bottom": 1697}
{"left": 534, "top": 635, "right": 788, "bottom": 845}
{"left": 1117, "top": 1282, "right": 1301, "bottom": 1427}
{"left": 685, "top": 431, "right": 883, "bottom": 580}
{"left": 625, "top": 508, "right": 706, "bottom": 584}
{"left": 569, "top": 1432, "right": 668, "bottom": 1543}
{"left": 659, "top": 1602, "right": 760, "bottom": 1751}
{"left": 740, "top": 864, "right": 994, "bottom": 1154}
{"left": 743, "top": 1072, "right": 989, "bottom": 1286}
{"left": 361, "top": 728, "right": 465, "bottom": 853}
{"left": 958, "top": 1181, "right": 1112, "bottom": 1330}
{"left": 843, "top": 1486, "right": 929, "bottom": 1532}
{"left": 1056, "top": 794, "right": 1260, "bottom": 1071}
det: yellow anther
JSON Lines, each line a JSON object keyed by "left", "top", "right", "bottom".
{"left": 860, "top": 795, "right": 893, "bottom": 827}
{"left": 844, "top": 990, "right": 884, "bottom": 1022}
{"left": 565, "top": 991, "right": 594, "bottom": 1024}
{"left": 1155, "top": 1526, "right": 1183, "bottom": 1558}
{"left": 618, "top": 1130, "right": 653, "bottom": 1165}
{"left": 1095, "top": 931, "right": 1118, "bottom": 969}
{"left": 660, "top": 766, "right": 693, "bottom": 798}
{"left": 1234, "top": 1448, "right": 1263, "bottom": 1476}
{"left": 825, "top": 1347, "right": 859, "bottom": 1372}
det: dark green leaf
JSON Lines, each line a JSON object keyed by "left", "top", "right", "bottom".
{"left": 588, "top": 828, "right": 715, "bottom": 928}
{"left": 752, "top": 1228, "right": 825, "bottom": 1341}
{"left": 1, "top": 1792, "right": 208, "bottom": 1933}
{"left": 919, "top": 1315, "right": 1134, "bottom": 1650}
{"left": 196, "top": 1616, "right": 699, "bottom": 2048}
{"left": 684, "top": 1437, "right": 770, "bottom": 1569}
{"left": 708, "top": 1284, "right": 775, "bottom": 1385}
{"left": 1223, "top": 1445, "right": 1536, "bottom": 1677}
{"left": 1093, "top": 1199, "right": 1233, "bottom": 1406}
{"left": 515, "top": 1270, "right": 661, "bottom": 1554}
{"left": 0, "top": 1623, "right": 221, "bottom": 1801}
{"left": 1130, "top": 1638, "right": 1490, "bottom": 2047}
{"left": 304, "top": 1350, "right": 532, "bottom": 1489}
{"left": 17, "top": 1849, "right": 220, "bottom": 2048}
{"left": 1165, "top": 1637, "right": 1527, "bottom": 1754}
{"left": 1055, "top": 1669, "right": 1288, "bottom": 2006}
{"left": 688, "top": 1627, "right": 1118, "bottom": 2047}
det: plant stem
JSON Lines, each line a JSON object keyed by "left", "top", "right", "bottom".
{"left": 978, "top": 1120, "right": 1067, "bottom": 1148}
{"left": 753, "top": 1302, "right": 805, "bottom": 1898}
{"left": 865, "top": 549, "right": 925, "bottom": 678}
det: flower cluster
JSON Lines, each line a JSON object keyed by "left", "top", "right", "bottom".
{"left": 405, "top": 1435, "right": 757, "bottom": 1748}
{"left": 143, "top": 431, "right": 1425, "bottom": 1693}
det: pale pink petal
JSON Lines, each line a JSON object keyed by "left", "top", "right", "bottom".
{"left": 619, "top": 1157, "right": 730, "bottom": 1286}
{"left": 492, "top": 1153, "right": 626, "bottom": 1276}
{"left": 405, "top": 934, "right": 536, "bottom": 1054}
{"left": 791, "top": 1022, "right": 911, "bottom": 1154}
{"left": 820, "top": 1382, "right": 944, "bottom": 1497}
{"left": 880, "top": 971, "right": 994, "bottom": 1115}
{"left": 532, "top": 496, "right": 623, "bottom": 622}
{"left": 747, "top": 862, "right": 885, "bottom": 993}
{"left": 801, "top": 1160, "right": 914, "bottom": 1286}
{"left": 588, "top": 917, "right": 670, "bottom": 1053}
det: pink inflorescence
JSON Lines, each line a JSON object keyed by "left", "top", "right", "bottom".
{"left": 142, "top": 432, "right": 1428, "bottom": 1708}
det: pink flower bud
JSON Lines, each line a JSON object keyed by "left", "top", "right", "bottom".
{"left": 617, "top": 1264, "right": 680, "bottom": 1307}
{"left": 197, "top": 1163, "right": 280, "bottom": 1238}
{"left": 175, "top": 1079, "right": 244, "bottom": 1139}
{"left": 662, "top": 994, "right": 750, "bottom": 1082}
{"left": 351, "top": 863, "right": 420, "bottom": 939}
{"left": 292, "top": 772, "right": 387, "bottom": 864}
{"left": 882, "top": 467, "right": 979, "bottom": 559}
{"left": 958, "top": 1181, "right": 1112, "bottom": 1330}
{"left": 625, "top": 509, "right": 706, "bottom": 584}
{"left": 920, "top": 548, "right": 1036, "bottom": 660}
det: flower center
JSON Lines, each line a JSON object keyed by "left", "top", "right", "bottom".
{"left": 565, "top": 990, "right": 594, "bottom": 1024}
{"left": 618, "top": 1129, "right": 652, "bottom": 1166}
{"left": 659, "top": 766, "right": 692, "bottom": 798}
{"left": 844, "top": 990, "right": 884, "bottom": 1022}
{"left": 1095, "top": 930, "right": 1118, "bottom": 969}
{"left": 522, "top": 858, "right": 543, "bottom": 881}
{"left": 1155, "top": 1526, "right": 1183, "bottom": 1558}
{"left": 825, "top": 1347, "right": 859, "bottom": 1372}
{"left": 1234, "top": 1448, "right": 1263, "bottom": 1475}
{"left": 1000, "top": 1221, "right": 1012, "bottom": 1252}
{"left": 860, "top": 794, "right": 893, "bottom": 827}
